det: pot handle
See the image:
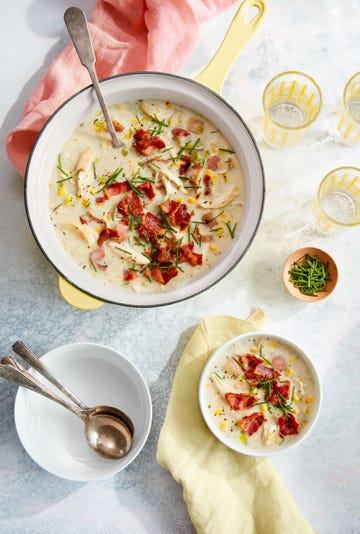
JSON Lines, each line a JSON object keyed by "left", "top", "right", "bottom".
{"left": 195, "top": 0, "right": 268, "bottom": 94}
{"left": 58, "top": 276, "right": 105, "bottom": 310}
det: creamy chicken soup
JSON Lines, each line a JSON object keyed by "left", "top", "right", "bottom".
{"left": 49, "top": 100, "right": 243, "bottom": 292}
{"left": 204, "top": 336, "right": 317, "bottom": 451}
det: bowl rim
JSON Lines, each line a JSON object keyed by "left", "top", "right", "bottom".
{"left": 282, "top": 246, "right": 338, "bottom": 302}
{"left": 14, "top": 341, "right": 152, "bottom": 480}
{"left": 198, "top": 331, "right": 322, "bottom": 456}
{"left": 24, "top": 70, "right": 265, "bottom": 307}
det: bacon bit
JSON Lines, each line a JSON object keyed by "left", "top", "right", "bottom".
{"left": 150, "top": 266, "right": 178, "bottom": 285}
{"left": 201, "top": 212, "right": 219, "bottom": 229}
{"left": 253, "top": 364, "right": 276, "bottom": 380}
{"left": 186, "top": 164, "right": 204, "bottom": 183}
{"left": 267, "top": 381, "right": 292, "bottom": 404}
{"left": 240, "top": 354, "right": 263, "bottom": 379}
{"left": 160, "top": 201, "right": 192, "bottom": 231}
{"left": 179, "top": 242, "right": 202, "bottom": 266}
{"left": 173, "top": 204, "right": 192, "bottom": 230}
{"left": 137, "top": 181, "right": 155, "bottom": 200}
{"left": 133, "top": 129, "right": 166, "bottom": 156}
{"left": 157, "top": 241, "right": 175, "bottom": 263}
{"left": 138, "top": 212, "right": 165, "bottom": 240}
{"left": 123, "top": 269, "right": 137, "bottom": 282}
{"left": 171, "top": 127, "right": 191, "bottom": 140}
{"left": 206, "top": 154, "right": 220, "bottom": 171}
{"left": 129, "top": 192, "right": 144, "bottom": 216}
{"left": 187, "top": 116, "right": 204, "bottom": 134}
{"left": 104, "top": 181, "right": 130, "bottom": 198}
{"left": 149, "top": 267, "right": 164, "bottom": 284}
{"left": 110, "top": 223, "right": 129, "bottom": 243}
{"left": 95, "top": 196, "right": 106, "bottom": 204}
{"left": 86, "top": 210, "right": 106, "bottom": 225}
{"left": 239, "top": 354, "right": 279, "bottom": 385}
{"left": 116, "top": 191, "right": 144, "bottom": 217}
{"left": 238, "top": 412, "right": 267, "bottom": 436}
{"left": 278, "top": 413, "right": 300, "bottom": 437}
{"left": 161, "top": 199, "right": 180, "bottom": 215}
{"left": 162, "top": 266, "right": 179, "bottom": 284}
{"left": 117, "top": 196, "right": 130, "bottom": 217}
{"left": 112, "top": 119, "right": 124, "bottom": 132}
{"left": 98, "top": 227, "right": 111, "bottom": 246}
{"left": 79, "top": 216, "right": 87, "bottom": 225}
{"left": 224, "top": 393, "right": 258, "bottom": 411}
{"left": 89, "top": 246, "right": 107, "bottom": 270}
{"left": 203, "top": 174, "right": 212, "bottom": 196}
{"left": 179, "top": 155, "right": 191, "bottom": 175}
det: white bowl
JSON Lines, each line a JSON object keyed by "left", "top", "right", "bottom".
{"left": 14, "top": 342, "right": 152, "bottom": 480}
{"left": 198, "top": 332, "right": 321, "bottom": 456}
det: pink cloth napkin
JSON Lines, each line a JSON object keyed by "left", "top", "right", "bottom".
{"left": 6, "top": 0, "right": 237, "bottom": 177}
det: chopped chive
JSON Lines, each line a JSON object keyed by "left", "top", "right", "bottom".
{"left": 226, "top": 221, "right": 237, "bottom": 239}
{"left": 219, "top": 147, "right": 235, "bottom": 154}
{"left": 288, "top": 253, "right": 330, "bottom": 296}
{"left": 89, "top": 259, "right": 97, "bottom": 272}
{"left": 115, "top": 247, "right": 132, "bottom": 255}
{"left": 52, "top": 202, "right": 62, "bottom": 212}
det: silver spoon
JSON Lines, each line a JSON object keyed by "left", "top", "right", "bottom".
{"left": 64, "top": 6, "right": 122, "bottom": 148}
{"left": 12, "top": 340, "right": 134, "bottom": 436}
{"left": 0, "top": 356, "right": 132, "bottom": 460}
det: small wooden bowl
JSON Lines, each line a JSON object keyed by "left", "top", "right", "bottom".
{"left": 283, "top": 247, "right": 338, "bottom": 302}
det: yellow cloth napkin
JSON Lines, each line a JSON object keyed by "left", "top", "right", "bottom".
{"left": 156, "top": 310, "right": 314, "bottom": 534}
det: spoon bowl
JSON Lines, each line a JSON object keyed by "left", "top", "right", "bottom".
{"left": 85, "top": 413, "right": 132, "bottom": 459}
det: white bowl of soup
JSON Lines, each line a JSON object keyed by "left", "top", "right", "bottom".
{"left": 199, "top": 332, "right": 322, "bottom": 456}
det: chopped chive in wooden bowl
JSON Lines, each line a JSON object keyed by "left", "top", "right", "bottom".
{"left": 288, "top": 253, "right": 330, "bottom": 297}
{"left": 282, "top": 247, "right": 338, "bottom": 302}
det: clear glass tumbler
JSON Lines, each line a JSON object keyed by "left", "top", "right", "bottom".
{"left": 262, "top": 71, "right": 322, "bottom": 148}
{"left": 313, "top": 166, "right": 360, "bottom": 235}
{"left": 336, "top": 72, "right": 360, "bottom": 145}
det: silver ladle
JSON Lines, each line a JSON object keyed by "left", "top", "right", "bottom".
{"left": 64, "top": 6, "right": 122, "bottom": 148}
{"left": 0, "top": 351, "right": 133, "bottom": 460}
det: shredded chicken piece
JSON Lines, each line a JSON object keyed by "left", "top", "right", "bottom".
{"left": 107, "top": 241, "right": 150, "bottom": 265}
{"left": 148, "top": 160, "right": 184, "bottom": 192}
{"left": 75, "top": 147, "right": 95, "bottom": 197}
{"left": 261, "top": 422, "right": 277, "bottom": 445}
{"left": 58, "top": 221, "right": 97, "bottom": 247}
{"left": 199, "top": 185, "right": 241, "bottom": 209}
{"left": 139, "top": 101, "right": 171, "bottom": 122}
{"left": 210, "top": 373, "right": 230, "bottom": 398}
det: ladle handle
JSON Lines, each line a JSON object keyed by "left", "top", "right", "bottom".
{"left": 0, "top": 357, "right": 83, "bottom": 418}
{"left": 64, "top": 6, "right": 121, "bottom": 148}
{"left": 12, "top": 341, "right": 87, "bottom": 409}
{"left": 195, "top": 0, "right": 268, "bottom": 94}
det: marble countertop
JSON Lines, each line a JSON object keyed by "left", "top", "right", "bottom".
{"left": 1, "top": 1, "right": 359, "bottom": 533}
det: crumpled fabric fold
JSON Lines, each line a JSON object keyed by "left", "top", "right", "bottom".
{"left": 6, "top": 0, "right": 237, "bottom": 177}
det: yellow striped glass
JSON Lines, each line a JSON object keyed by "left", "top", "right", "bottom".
{"left": 336, "top": 72, "right": 360, "bottom": 145}
{"left": 262, "top": 71, "right": 322, "bottom": 148}
{"left": 313, "top": 167, "right": 360, "bottom": 235}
